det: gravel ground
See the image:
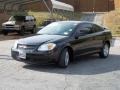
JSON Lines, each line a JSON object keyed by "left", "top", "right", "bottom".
{"left": 0, "top": 35, "right": 120, "bottom": 90}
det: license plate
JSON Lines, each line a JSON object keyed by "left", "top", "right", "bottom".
{"left": 18, "top": 50, "right": 26, "bottom": 59}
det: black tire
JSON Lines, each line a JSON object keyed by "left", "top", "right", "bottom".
{"left": 3, "top": 31, "right": 8, "bottom": 36}
{"left": 31, "top": 26, "right": 36, "bottom": 34}
{"left": 19, "top": 27, "right": 25, "bottom": 36}
{"left": 99, "top": 43, "right": 110, "bottom": 58}
{"left": 58, "top": 48, "right": 70, "bottom": 68}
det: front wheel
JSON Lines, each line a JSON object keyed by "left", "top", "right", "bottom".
{"left": 58, "top": 48, "right": 70, "bottom": 68}
{"left": 99, "top": 43, "right": 110, "bottom": 58}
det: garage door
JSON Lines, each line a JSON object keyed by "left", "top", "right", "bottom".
{"left": 77, "top": 0, "right": 114, "bottom": 12}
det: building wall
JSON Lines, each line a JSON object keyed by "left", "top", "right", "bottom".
{"left": 16, "top": 0, "right": 120, "bottom": 12}
{"left": 0, "top": 0, "right": 119, "bottom": 12}
{"left": 23, "top": 0, "right": 119, "bottom": 12}
{"left": 62, "top": 0, "right": 115, "bottom": 12}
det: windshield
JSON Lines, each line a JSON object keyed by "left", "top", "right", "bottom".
{"left": 9, "top": 16, "right": 25, "bottom": 22}
{"left": 37, "top": 22, "right": 78, "bottom": 36}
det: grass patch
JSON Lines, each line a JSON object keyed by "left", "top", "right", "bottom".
{"left": 103, "top": 9, "right": 120, "bottom": 37}
{"left": 28, "top": 11, "right": 51, "bottom": 26}
{"left": 28, "top": 11, "right": 81, "bottom": 27}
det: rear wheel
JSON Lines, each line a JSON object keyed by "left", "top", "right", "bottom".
{"left": 99, "top": 43, "right": 110, "bottom": 58}
{"left": 58, "top": 48, "right": 70, "bottom": 68}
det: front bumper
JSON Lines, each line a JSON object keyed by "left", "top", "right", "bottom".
{"left": 2, "top": 27, "right": 20, "bottom": 32}
{"left": 11, "top": 48, "right": 60, "bottom": 64}
{"left": 2, "top": 29, "right": 20, "bottom": 32}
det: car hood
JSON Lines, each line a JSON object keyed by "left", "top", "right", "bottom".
{"left": 18, "top": 34, "right": 68, "bottom": 45}
{"left": 3, "top": 21, "right": 16, "bottom": 25}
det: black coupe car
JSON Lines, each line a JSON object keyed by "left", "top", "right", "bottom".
{"left": 11, "top": 21, "right": 112, "bottom": 68}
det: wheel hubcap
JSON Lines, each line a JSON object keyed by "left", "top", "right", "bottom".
{"left": 103, "top": 44, "right": 109, "bottom": 56}
{"left": 65, "top": 51, "right": 69, "bottom": 66}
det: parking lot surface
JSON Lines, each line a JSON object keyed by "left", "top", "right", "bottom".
{"left": 0, "top": 34, "right": 120, "bottom": 90}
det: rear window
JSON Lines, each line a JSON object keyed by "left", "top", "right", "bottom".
{"left": 9, "top": 16, "right": 25, "bottom": 21}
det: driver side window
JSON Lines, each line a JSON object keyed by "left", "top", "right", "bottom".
{"left": 76, "top": 23, "right": 93, "bottom": 35}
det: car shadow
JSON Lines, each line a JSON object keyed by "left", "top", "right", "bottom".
{"left": 23, "top": 54, "right": 120, "bottom": 75}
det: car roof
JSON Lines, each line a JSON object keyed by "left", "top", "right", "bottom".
{"left": 56, "top": 21, "right": 95, "bottom": 24}
{"left": 56, "top": 21, "right": 103, "bottom": 27}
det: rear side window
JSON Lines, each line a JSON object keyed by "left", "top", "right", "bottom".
{"left": 92, "top": 24, "right": 104, "bottom": 32}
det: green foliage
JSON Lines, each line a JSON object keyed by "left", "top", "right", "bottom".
{"left": 28, "top": 11, "right": 51, "bottom": 26}
{"left": 27, "top": 11, "right": 81, "bottom": 27}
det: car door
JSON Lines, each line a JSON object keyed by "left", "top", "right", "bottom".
{"left": 92, "top": 24, "right": 105, "bottom": 50}
{"left": 72, "top": 23, "right": 96, "bottom": 56}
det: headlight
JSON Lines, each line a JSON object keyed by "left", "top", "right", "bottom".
{"left": 2, "top": 24, "right": 5, "bottom": 27}
{"left": 38, "top": 43, "right": 56, "bottom": 51}
{"left": 13, "top": 40, "right": 18, "bottom": 49}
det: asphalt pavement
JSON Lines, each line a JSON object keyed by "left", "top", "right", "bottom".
{"left": 0, "top": 34, "right": 120, "bottom": 90}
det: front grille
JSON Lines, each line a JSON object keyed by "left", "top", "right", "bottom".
{"left": 6, "top": 24, "right": 14, "bottom": 26}
{"left": 5, "top": 27, "right": 14, "bottom": 29}
{"left": 17, "top": 44, "right": 37, "bottom": 50}
{"left": 5, "top": 24, "right": 15, "bottom": 29}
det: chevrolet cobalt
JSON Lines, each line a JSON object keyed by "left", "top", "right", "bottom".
{"left": 11, "top": 21, "right": 112, "bottom": 68}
